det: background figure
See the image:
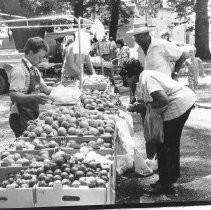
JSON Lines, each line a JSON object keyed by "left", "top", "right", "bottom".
{"left": 90, "top": 37, "right": 98, "bottom": 57}
{"left": 54, "top": 37, "right": 64, "bottom": 63}
{"left": 116, "top": 39, "right": 130, "bottom": 87}
{"left": 97, "top": 35, "right": 112, "bottom": 61}
{"left": 185, "top": 48, "right": 206, "bottom": 92}
{"left": 62, "top": 38, "right": 74, "bottom": 61}
{"left": 109, "top": 36, "right": 117, "bottom": 59}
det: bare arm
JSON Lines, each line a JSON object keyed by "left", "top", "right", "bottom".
{"left": 10, "top": 92, "right": 49, "bottom": 105}
{"left": 149, "top": 90, "right": 169, "bottom": 109}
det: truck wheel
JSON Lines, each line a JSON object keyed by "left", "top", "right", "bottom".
{"left": 0, "top": 74, "right": 7, "bottom": 94}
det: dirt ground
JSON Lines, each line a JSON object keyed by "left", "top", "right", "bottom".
{"left": 116, "top": 74, "right": 211, "bottom": 206}
{"left": 0, "top": 73, "right": 211, "bottom": 207}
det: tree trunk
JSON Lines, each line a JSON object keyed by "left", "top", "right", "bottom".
{"left": 109, "top": 0, "right": 120, "bottom": 41}
{"left": 0, "top": 0, "right": 45, "bottom": 51}
{"left": 74, "top": 0, "right": 84, "bottom": 19}
{"left": 195, "top": 0, "right": 211, "bottom": 59}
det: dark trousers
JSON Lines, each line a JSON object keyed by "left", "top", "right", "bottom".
{"left": 156, "top": 107, "right": 192, "bottom": 186}
{"left": 9, "top": 113, "right": 23, "bottom": 138}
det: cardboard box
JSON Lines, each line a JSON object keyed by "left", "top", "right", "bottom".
{"left": 0, "top": 186, "right": 34, "bottom": 208}
{"left": 61, "top": 148, "right": 113, "bottom": 156}
{"left": 35, "top": 184, "right": 107, "bottom": 207}
{"left": 65, "top": 135, "right": 113, "bottom": 143}
{"left": 0, "top": 167, "right": 34, "bottom": 208}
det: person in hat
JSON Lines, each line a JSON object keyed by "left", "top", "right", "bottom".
{"left": 127, "top": 22, "right": 188, "bottom": 79}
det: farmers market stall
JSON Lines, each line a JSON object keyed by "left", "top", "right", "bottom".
{"left": 0, "top": 14, "right": 142, "bottom": 208}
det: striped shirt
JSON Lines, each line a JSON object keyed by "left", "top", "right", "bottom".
{"left": 137, "top": 70, "right": 197, "bottom": 121}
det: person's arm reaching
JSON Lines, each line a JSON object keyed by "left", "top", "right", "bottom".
{"left": 10, "top": 92, "right": 49, "bottom": 105}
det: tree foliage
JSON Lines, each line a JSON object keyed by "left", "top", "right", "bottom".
{"left": 167, "top": 0, "right": 211, "bottom": 59}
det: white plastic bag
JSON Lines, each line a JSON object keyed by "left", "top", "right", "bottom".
{"left": 115, "top": 114, "right": 135, "bottom": 175}
{"left": 134, "top": 148, "right": 153, "bottom": 176}
{"left": 49, "top": 84, "right": 82, "bottom": 104}
{"left": 145, "top": 155, "right": 158, "bottom": 171}
{"left": 116, "top": 155, "right": 134, "bottom": 175}
{"left": 117, "top": 110, "right": 134, "bottom": 137}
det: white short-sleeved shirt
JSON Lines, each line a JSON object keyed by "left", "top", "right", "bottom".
{"left": 130, "top": 38, "right": 183, "bottom": 76}
{"left": 137, "top": 70, "right": 197, "bottom": 121}
{"left": 8, "top": 57, "right": 47, "bottom": 114}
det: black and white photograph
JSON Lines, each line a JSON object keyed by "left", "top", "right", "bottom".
{"left": 0, "top": 0, "right": 210, "bottom": 209}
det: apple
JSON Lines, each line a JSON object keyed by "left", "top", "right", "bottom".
{"left": 53, "top": 175, "right": 62, "bottom": 181}
{"left": 72, "top": 180, "right": 81, "bottom": 188}
{"left": 61, "top": 172, "right": 69, "bottom": 179}
{"left": 62, "top": 179, "right": 71, "bottom": 186}
{"left": 68, "top": 174, "right": 75, "bottom": 182}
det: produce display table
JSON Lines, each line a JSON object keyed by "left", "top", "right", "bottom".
{"left": 0, "top": 91, "right": 122, "bottom": 207}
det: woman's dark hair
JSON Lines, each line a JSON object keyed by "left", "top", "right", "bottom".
{"left": 24, "top": 37, "right": 49, "bottom": 55}
{"left": 123, "top": 58, "right": 143, "bottom": 78}
{"left": 116, "top": 39, "right": 124, "bottom": 47}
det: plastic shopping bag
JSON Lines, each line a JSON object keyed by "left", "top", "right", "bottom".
{"left": 145, "top": 154, "right": 158, "bottom": 171}
{"left": 115, "top": 114, "right": 135, "bottom": 175}
{"left": 144, "top": 104, "right": 164, "bottom": 143}
{"left": 49, "top": 84, "right": 82, "bottom": 104}
{"left": 134, "top": 149, "right": 153, "bottom": 176}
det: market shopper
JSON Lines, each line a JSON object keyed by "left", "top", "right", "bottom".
{"left": 127, "top": 59, "right": 197, "bottom": 194}
{"left": 116, "top": 39, "right": 130, "bottom": 87}
{"left": 8, "top": 37, "right": 52, "bottom": 138}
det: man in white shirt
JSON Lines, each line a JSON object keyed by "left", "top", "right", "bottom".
{"left": 127, "top": 22, "right": 188, "bottom": 80}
